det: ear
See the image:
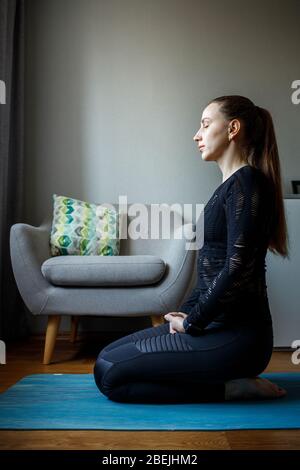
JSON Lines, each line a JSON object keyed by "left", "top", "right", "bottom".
{"left": 228, "top": 119, "right": 241, "bottom": 141}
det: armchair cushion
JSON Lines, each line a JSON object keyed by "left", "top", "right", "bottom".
{"left": 41, "top": 255, "right": 166, "bottom": 287}
{"left": 50, "top": 194, "right": 122, "bottom": 256}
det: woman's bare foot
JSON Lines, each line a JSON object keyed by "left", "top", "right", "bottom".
{"left": 225, "top": 377, "right": 287, "bottom": 401}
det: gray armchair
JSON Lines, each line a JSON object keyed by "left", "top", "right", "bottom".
{"left": 10, "top": 204, "right": 196, "bottom": 364}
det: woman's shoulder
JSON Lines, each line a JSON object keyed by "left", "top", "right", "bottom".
{"left": 226, "top": 165, "right": 271, "bottom": 195}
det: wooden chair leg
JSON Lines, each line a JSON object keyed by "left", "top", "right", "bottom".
{"left": 151, "top": 314, "right": 165, "bottom": 327}
{"left": 43, "top": 315, "right": 61, "bottom": 365}
{"left": 70, "top": 316, "right": 79, "bottom": 343}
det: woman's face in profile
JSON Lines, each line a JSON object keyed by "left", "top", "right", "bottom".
{"left": 193, "top": 102, "right": 229, "bottom": 162}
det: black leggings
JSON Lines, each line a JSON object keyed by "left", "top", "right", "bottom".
{"left": 93, "top": 320, "right": 274, "bottom": 403}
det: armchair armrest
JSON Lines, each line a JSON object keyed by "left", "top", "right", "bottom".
{"left": 158, "top": 223, "right": 197, "bottom": 312}
{"left": 10, "top": 221, "right": 53, "bottom": 315}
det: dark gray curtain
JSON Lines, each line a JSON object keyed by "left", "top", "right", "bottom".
{"left": 0, "top": 0, "right": 29, "bottom": 340}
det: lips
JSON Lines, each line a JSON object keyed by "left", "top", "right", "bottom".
{"left": 198, "top": 146, "right": 205, "bottom": 150}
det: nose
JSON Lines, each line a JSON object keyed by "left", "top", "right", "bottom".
{"left": 193, "top": 129, "right": 201, "bottom": 142}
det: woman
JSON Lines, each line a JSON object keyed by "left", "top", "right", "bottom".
{"left": 94, "top": 95, "right": 289, "bottom": 403}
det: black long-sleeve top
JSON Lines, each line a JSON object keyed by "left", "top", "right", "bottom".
{"left": 180, "top": 165, "right": 275, "bottom": 330}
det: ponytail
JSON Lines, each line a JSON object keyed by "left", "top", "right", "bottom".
{"left": 252, "top": 106, "right": 289, "bottom": 258}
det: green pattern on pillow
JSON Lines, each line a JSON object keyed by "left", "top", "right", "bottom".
{"left": 50, "top": 194, "right": 121, "bottom": 256}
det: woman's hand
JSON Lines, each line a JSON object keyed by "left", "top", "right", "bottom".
{"left": 164, "top": 311, "right": 188, "bottom": 334}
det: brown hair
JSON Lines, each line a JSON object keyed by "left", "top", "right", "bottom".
{"left": 207, "top": 95, "right": 289, "bottom": 258}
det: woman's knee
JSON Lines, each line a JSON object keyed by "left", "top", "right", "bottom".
{"left": 94, "top": 342, "right": 143, "bottom": 396}
{"left": 93, "top": 358, "right": 132, "bottom": 402}
{"left": 93, "top": 356, "right": 114, "bottom": 395}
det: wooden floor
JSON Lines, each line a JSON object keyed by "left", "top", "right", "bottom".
{"left": 0, "top": 331, "right": 299, "bottom": 450}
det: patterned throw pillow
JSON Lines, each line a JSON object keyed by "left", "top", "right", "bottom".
{"left": 50, "top": 194, "right": 122, "bottom": 256}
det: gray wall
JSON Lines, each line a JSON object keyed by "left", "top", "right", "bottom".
{"left": 24, "top": 0, "right": 300, "bottom": 333}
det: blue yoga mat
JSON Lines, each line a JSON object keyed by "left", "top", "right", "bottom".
{"left": 0, "top": 373, "right": 299, "bottom": 430}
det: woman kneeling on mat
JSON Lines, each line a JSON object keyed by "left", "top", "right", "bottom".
{"left": 93, "top": 95, "right": 288, "bottom": 403}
